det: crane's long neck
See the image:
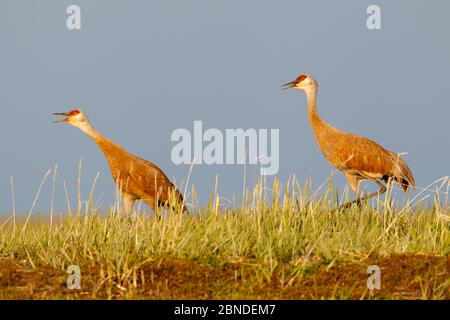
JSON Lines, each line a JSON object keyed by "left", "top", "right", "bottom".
{"left": 78, "top": 121, "right": 102, "bottom": 142}
{"left": 78, "top": 121, "right": 124, "bottom": 160}
{"left": 304, "top": 86, "right": 324, "bottom": 134}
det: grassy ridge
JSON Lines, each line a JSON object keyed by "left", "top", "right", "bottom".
{"left": 0, "top": 179, "right": 449, "bottom": 299}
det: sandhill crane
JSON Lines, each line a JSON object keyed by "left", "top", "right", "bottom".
{"left": 283, "top": 74, "right": 415, "bottom": 209}
{"left": 53, "top": 109, "right": 187, "bottom": 216}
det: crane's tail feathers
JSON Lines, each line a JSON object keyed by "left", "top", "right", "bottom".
{"left": 390, "top": 153, "right": 415, "bottom": 192}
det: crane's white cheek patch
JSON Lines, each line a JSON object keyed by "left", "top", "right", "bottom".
{"left": 170, "top": 121, "right": 280, "bottom": 176}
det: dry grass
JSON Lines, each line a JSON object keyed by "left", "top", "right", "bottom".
{"left": 0, "top": 169, "right": 449, "bottom": 299}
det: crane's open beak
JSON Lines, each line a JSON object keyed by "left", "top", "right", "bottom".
{"left": 52, "top": 112, "right": 70, "bottom": 123}
{"left": 281, "top": 80, "right": 296, "bottom": 90}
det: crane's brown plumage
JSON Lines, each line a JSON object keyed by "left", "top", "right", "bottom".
{"left": 54, "top": 110, "right": 186, "bottom": 215}
{"left": 283, "top": 74, "right": 415, "bottom": 209}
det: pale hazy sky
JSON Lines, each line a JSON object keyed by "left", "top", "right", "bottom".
{"left": 1, "top": 0, "right": 449, "bottom": 214}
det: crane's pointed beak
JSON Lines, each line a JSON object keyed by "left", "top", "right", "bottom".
{"left": 52, "top": 112, "right": 70, "bottom": 123}
{"left": 281, "top": 80, "right": 296, "bottom": 90}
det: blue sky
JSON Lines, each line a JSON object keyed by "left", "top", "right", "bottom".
{"left": 1, "top": 0, "right": 449, "bottom": 214}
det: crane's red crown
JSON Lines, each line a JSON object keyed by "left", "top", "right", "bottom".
{"left": 281, "top": 74, "right": 310, "bottom": 90}
{"left": 68, "top": 109, "right": 81, "bottom": 116}
{"left": 295, "top": 75, "right": 308, "bottom": 84}
{"left": 52, "top": 109, "right": 83, "bottom": 124}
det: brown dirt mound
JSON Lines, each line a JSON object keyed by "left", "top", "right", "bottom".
{"left": 0, "top": 254, "right": 448, "bottom": 300}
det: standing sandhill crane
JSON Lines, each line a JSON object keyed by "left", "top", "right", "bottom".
{"left": 283, "top": 74, "right": 415, "bottom": 209}
{"left": 53, "top": 109, "right": 187, "bottom": 216}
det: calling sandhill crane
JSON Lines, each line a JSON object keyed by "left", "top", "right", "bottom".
{"left": 53, "top": 110, "right": 186, "bottom": 216}
{"left": 283, "top": 74, "right": 415, "bottom": 209}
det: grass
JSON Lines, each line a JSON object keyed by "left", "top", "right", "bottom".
{"left": 0, "top": 169, "right": 449, "bottom": 299}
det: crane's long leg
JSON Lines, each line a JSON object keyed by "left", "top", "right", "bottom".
{"left": 339, "top": 179, "right": 386, "bottom": 211}
{"left": 123, "top": 193, "right": 137, "bottom": 215}
{"left": 143, "top": 197, "right": 161, "bottom": 220}
{"left": 345, "top": 174, "right": 360, "bottom": 203}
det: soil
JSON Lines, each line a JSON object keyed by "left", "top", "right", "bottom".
{"left": 0, "top": 254, "right": 448, "bottom": 300}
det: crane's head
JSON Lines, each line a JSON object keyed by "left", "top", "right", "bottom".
{"left": 282, "top": 74, "right": 317, "bottom": 91}
{"left": 53, "top": 109, "right": 89, "bottom": 128}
